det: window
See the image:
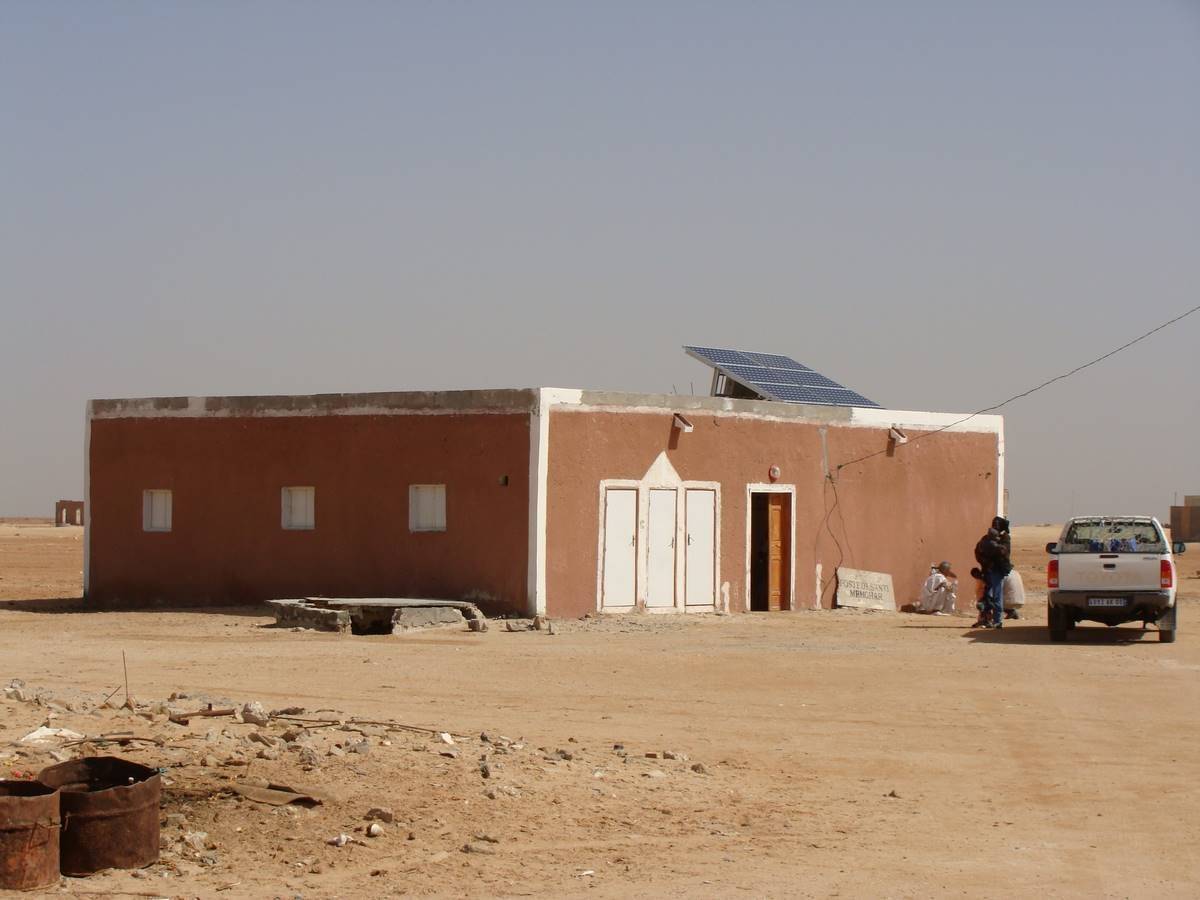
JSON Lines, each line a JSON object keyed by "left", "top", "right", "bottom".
{"left": 142, "top": 490, "right": 172, "bottom": 532}
{"left": 409, "top": 484, "right": 446, "bottom": 532}
{"left": 281, "top": 486, "right": 315, "bottom": 530}
{"left": 1059, "top": 518, "right": 1165, "bottom": 554}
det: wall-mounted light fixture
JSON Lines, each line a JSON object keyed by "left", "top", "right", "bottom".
{"left": 889, "top": 426, "right": 908, "bottom": 445}
{"left": 672, "top": 413, "right": 694, "bottom": 433}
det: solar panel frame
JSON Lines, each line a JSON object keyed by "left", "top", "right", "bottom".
{"left": 684, "top": 345, "right": 880, "bottom": 408}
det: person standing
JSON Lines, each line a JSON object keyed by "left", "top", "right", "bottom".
{"left": 990, "top": 516, "right": 1018, "bottom": 620}
{"left": 974, "top": 525, "right": 1013, "bottom": 628}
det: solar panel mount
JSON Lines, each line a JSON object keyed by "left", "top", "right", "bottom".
{"left": 684, "top": 346, "right": 880, "bottom": 408}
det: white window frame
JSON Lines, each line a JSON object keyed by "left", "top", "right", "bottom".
{"left": 281, "top": 486, "right": 316, "bottom": 531}
{"left": 409, "top": 484, "right": 447, "bottom": 533}
{"left": 142, "top": 489, "right": 172, "bottom": 533}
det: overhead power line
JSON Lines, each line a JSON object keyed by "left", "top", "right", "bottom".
{"left": 813, "top": 300, "right": 1199, "bottom": 602}
{"left": 834, "top": 301, "right": 1200, "bottom": 476}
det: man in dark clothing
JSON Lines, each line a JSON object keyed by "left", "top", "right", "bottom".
{"left": 974, "top": 524, "right": 1013, "bottom": 628}
{"left": 992, "top": 517, "right": 1012, "bottom": 557}
{"left": 991, "top": 517, "right": 1021, "bottom": 619}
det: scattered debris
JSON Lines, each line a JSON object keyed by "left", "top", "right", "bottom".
{"left": 230, "top": 782, "right": 326, "bottom": 807}
{"left": 170, "top": 706, "right": 236, "bottom": 726}
{"left": 19, "top": 726, "right": 84, "bottom": 744}
{"left": 183, "top": 830, "right": 209, "bottom": 852}
{"left": 0, "top": 676, "right": 714, "bottom": 891}
{"left": 240, "top": 702, "right": 270, "bottom": 726}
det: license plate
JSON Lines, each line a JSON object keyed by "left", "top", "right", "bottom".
{"left": 1088, "top": 597, "right": 1127, "bottom": 608}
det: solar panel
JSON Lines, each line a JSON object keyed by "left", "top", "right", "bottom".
{"left": 684, "top": 345, "right": 881, "bottom": 408}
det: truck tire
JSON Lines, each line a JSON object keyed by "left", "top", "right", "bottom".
{"left": 1048, "top": 603, "right": 1067, "bottom": 642}
{"left": 1159, "top": 604, "right": 1177, "bottom": 643}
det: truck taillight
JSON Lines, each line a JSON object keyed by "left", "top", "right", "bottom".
{"left": 1162, "top": 559, "right": 1173, "bottom": 589}
{"left": 1048, "top": 559, "right": 1059, "bottom": 589}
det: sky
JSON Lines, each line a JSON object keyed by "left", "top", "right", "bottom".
{"left": 2, "top": 1, "right": 1198, "bottom": 522}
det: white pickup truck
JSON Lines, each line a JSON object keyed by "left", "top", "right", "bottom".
{"left": 1046, "top": 516, "right": 1186, "bottom": 642}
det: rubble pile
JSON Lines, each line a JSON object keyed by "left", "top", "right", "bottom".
{"left": 0, "top": 677, "right": 720, "bottom": 891}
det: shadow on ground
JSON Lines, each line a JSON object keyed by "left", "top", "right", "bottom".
{"left": 962, "top": 623, "right": 1171, "bottom": 646}
{"left": 0, "top": 597, "right": 270, "bottom": 618}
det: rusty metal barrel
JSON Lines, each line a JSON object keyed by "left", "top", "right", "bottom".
{"left": 0, "top": 780, "right": 60, "bottom": 891}
{"left": 37, "top": 757, "right": 160, "bottom": 875}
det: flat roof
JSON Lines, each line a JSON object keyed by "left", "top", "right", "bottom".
{"left": 88, "top": 387, "right": 1002, "bottom": 434}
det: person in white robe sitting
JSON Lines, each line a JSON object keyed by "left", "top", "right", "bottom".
{"left": 917, "top": 561, "right": 958, "bottom": 615}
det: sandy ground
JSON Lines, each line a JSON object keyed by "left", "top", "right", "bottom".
{"left": 0, "top": 521, "right": 1198, "bottom": 898}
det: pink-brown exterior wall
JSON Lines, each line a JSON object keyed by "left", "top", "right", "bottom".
{"left": 55, "top": 500, "right": 84, "bottom": 526}
{"left": 1170, "top": 506, "right": 1200, "bottom": 543}
{"left": 87, "top": 411, "right": 531, "bottom": 612}
{"left": 544, "top": 408, "right": 1001, "bottom": 618}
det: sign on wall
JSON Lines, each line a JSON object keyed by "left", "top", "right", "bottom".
{"left": 835, "top": 567, "right": 895, "bottom": 611}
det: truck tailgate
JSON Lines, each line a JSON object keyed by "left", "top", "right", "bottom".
{"left": 1058, "top": 554, "right": 1162, "bottom": 592}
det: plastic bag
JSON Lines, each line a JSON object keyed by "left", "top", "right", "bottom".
{"left": 1003, "top": 569, "right": 1025, "bottom": 609}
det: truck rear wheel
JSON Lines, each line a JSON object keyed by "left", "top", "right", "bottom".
{"left": 1159, "top": 604, "right": 1177, "bottom": 643}
{"left": 1048, "top": 604, "right": 1067, "bottom": 642}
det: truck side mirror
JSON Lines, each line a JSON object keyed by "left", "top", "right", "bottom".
{"left": 1045, "top": 542, "right": 1058, "bottom": 554}
{"left": 1173, "top": 541, "right": 1187, "bottom": 555}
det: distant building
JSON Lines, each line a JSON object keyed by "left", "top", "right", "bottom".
{"left": 83, "top": 383, "right": 1004, "bottom": 616}
{"left": 1170, "top": 496, "right": 1200, "bottom": 542}
{"left": 54, "top": 500, "right": 84, "bottom": 527}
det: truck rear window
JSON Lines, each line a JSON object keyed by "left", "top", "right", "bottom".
{"left": 1059, "top": 519, "right": 1166, "bottom": 554}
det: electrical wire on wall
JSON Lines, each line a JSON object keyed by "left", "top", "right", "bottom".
{"left": 814, "top": 301, "right": 1200, "bottom": 605}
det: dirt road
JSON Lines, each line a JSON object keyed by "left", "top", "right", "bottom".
{"left": 1, "top": 523, "right": 1197, "bottom": 897}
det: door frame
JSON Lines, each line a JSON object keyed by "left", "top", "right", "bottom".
{"left": 683, "top": 486, "right": 720, "bottom": 610}
{"left": 744, "top": 483, "right": 797, "bottom": 612}
{"left": 598, "top": 483, "right": 640, "bottom": 611}
{"left": 595, "top": 477, "right": 721, "bottom": 614}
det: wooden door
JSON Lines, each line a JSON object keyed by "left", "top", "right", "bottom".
{"left": 767, "top": 494, "right": 790, "bottom": 611}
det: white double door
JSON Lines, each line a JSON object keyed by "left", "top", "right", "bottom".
{"left": 601, "top": 486, "right": 716, "bottom": 611}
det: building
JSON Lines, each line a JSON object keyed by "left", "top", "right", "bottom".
{"left": 55, "top": 500, "right": 84, "bottom": 527}
{"left": 1170, "top": 496, "right": 1200, "bottom": 543}
{"left": 83, "top": 386, "right": 1004, "bottom": 616}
